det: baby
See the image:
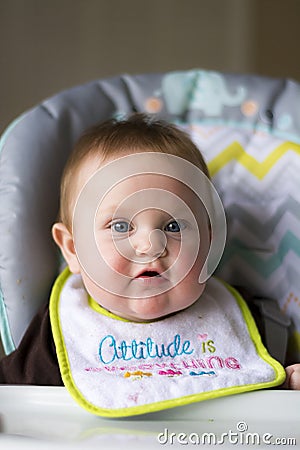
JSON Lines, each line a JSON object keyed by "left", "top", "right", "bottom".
{"left": 0, "top": 114, "right": 299, "bottom": 415}
{"left": 52, "top": 115, "right": 213, "bottom": 324}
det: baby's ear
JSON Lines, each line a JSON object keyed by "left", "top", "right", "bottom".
{"left": 52, "top": 223, "right": 81, "bottom": 274}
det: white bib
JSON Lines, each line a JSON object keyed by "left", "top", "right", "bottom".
{"left": 50, "top": 268, "right": 285, "bottom": 417}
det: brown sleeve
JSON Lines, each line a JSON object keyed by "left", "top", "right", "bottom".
{"left": 0, "top": 303, "right": 63, "bottom": 386}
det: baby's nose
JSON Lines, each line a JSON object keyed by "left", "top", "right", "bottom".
{"left": 131, "top": 228, "right": 167, "bottom": 259}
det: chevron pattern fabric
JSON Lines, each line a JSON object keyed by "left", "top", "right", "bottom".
{"left": 185, "top": 124, "right": 300, "bottom": 362}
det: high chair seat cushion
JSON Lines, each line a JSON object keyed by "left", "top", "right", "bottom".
{"left": 1, "top": 70, "right": 300, "bottom": 362}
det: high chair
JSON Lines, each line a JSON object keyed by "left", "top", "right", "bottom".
{"left": 0, "top": 70, "right": 299, "bottom": 448}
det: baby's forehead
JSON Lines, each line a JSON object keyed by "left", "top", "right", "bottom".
{"left": 69, "top": 152, "right": 209, "bottom": 229}
{"left": 96, "top": 174, "right": 204, "bottom": 222}
{"left": 74, "top": 152, "right": 187, "bottom": 192}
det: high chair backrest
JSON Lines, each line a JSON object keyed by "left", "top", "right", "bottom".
{"left": 1, "top": 70, "right": 300, "bottom": 361}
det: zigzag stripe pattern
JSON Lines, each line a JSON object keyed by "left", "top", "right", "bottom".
{"left": 214, "top": 168, "right": 300, "bottom": 198}
{"left": 225, "top": 197, "right": 300, "bottom": 240}
{"left": 216, "top": 263, "right": 300, "bottom": 325}
{"left": 216, "top": 263, "right": 298, "bottom": 302}
{"left": 207, "top": 141, "right": 300, "bottom": 178}
{"left": 219, "top": 259, "right": 296, "bottom": 293}
{"left": 217, "top": 260, "right": 300, "bottom": 295}
{"left": 185, "top": 105, "right": 300, "bottom": 354}
{"left": 186, "top": 123, "right": 300, "bottom": 359}
{"left": 219, "top": 231, "right": 300, "bottom": 278}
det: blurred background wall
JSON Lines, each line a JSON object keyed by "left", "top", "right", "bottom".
{"left": 0, "top": 0, "right": 299, "bottom": 133}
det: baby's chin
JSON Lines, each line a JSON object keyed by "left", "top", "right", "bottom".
{"left": 120, "top": 298, "right": 173, "bottom": 322}
{"left": 118, "top": 295, "right": 198, "bottom": 322}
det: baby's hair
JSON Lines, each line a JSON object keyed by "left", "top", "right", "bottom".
{"left": 59, "top": 113, "right": 210, "bottom": 229}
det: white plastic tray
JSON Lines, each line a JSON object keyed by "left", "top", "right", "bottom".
{"left": 0, "top": 386, "right": 299, "bottom": 449}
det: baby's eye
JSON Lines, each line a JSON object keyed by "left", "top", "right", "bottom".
{"left": 111, "top": 220, "right": 132, "bottom": 233}
{"left": 164, "top": 220, "right": 185, "bottom": 233}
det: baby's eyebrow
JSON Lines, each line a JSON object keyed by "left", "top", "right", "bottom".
{"left": 95, "top": 206, "right": 119, "bottom": 222}
{"left": 95, "top": 205, "right": 132, "bottom": 225}
{"left": 98, "top": 204, "right": 119, "bottom": 215}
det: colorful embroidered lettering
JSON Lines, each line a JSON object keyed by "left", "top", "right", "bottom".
{"left": 182, "top": 359, "right": 200, "bottom": 369}
{"left": 225, "top": 357, "right": 241, "bottom": 369}
{"left": 86, "top": 356, "right": 241, "bottom": 374}
{"left": 124, "top": 371, "right": 152, "bottom": 378}
{"left": 201, "top": 339, "right": 216, "bottom": 354}
{"left": 158, "top": 369, "right": 183, "bottom": 376}
{"left": 98, "top": 334, "right": 194, "bottom": 364}
{"left": 190, "top": 370, "right": 216, "bottom": 376}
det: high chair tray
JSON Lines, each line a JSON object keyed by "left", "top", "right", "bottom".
{"left": 0, "top": 386, "right": 299, "bottom": 449}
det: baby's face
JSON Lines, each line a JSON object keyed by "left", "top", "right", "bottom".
{"left": 71, "top": 154, "right": 210, "bottom": 321}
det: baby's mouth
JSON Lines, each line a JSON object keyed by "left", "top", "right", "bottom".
{"left": 136, "top": 270, "right": 161, "bottom": 279}
{"left": 132, "top": 267, "right": 170, "bottom": 287}
{"left": 132, "top": 268, "right": 170, "bottom": 289}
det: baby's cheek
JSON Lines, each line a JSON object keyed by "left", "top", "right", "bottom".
{"left": 104, "top": 250, "right": 129, "bottom": 276}
{"left": 81, "top": 274, "right": 104, "bottom": 303}
{"left": 172, "top": 276, "right": 205, "bottom": 311}
{"left": 181, "top": 256, "right": 206, "bottom": 300}
{"left": 175, "top": 247, "right": 203, "bottom": 281}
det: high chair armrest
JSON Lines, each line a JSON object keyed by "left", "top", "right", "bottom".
{"left": 253, "top": 297, "right": 291, "bottom": 366}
